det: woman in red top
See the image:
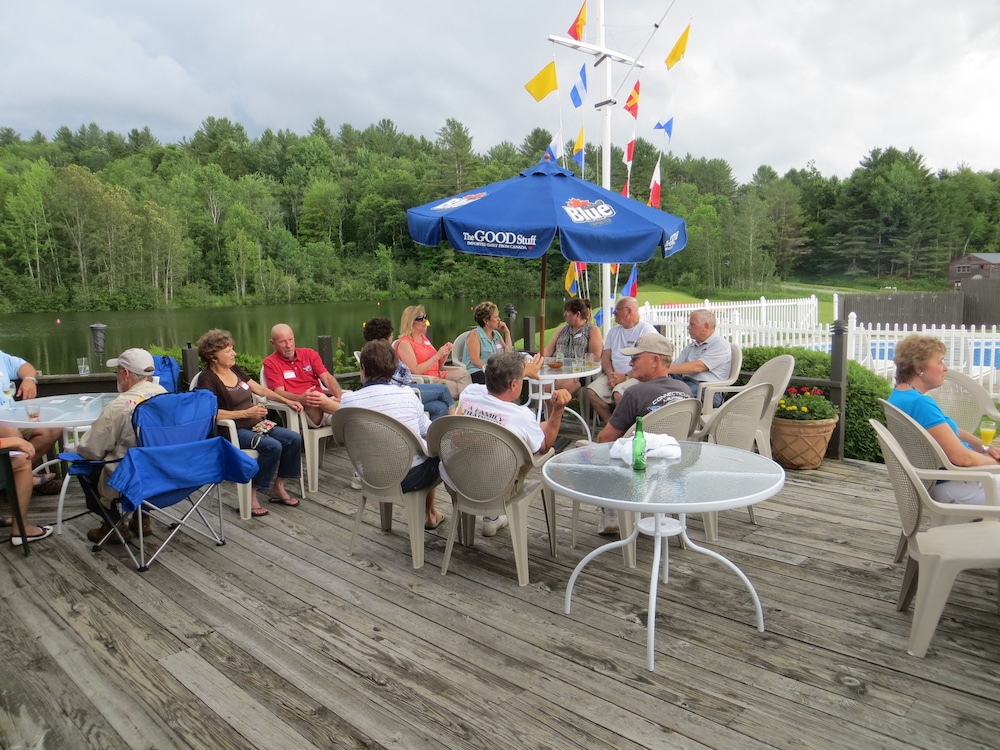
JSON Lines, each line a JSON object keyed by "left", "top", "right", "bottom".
{"left": 395, "top": 305, "right": 471, "bottom": 400}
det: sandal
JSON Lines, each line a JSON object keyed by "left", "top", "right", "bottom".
{"left": 268, "top": 495, "right": 299, "bottom": 507}
{"left": 251, "top": 506, "right": 270, "bottom": 517}
{"left": 425, "top": 511, "right": 445, "bottom": 530}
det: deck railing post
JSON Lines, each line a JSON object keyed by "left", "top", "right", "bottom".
{"left": 829, "top": 319, "right": 849, "bottom": 460}
{"left": 317, "top": 335, "right": 334, "bottom": 373}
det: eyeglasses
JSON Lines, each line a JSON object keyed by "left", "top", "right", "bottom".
{"left": 414, "top": 315, "right": 428, "bottom": 322}
{"left": 629, "top": 353, "right": 650, "bottom": 362}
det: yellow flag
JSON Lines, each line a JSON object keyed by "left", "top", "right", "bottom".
{"left": 524, "top": 61, "right": 558, "bottom": 102}
{"left": 665, "top": 24, "right": 691, "bottom": 70}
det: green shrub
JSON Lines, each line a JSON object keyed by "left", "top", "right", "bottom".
{"left": 742, "top": 346, "right": 891, "bottom": 463}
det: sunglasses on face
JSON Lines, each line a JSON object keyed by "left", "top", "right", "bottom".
{"left": 414, "top": 315, "right": 428, "bottom": 322}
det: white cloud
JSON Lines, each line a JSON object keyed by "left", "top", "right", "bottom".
{"left": 2, "top": 0, "right": 999, "bottom": 183}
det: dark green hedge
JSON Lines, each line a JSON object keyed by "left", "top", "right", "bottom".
{"left": 742, "top": 346, "right": 891, "bottom": 463}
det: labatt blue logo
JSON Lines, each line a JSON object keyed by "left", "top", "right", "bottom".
{"left": 562, "top": 197, "right": 615, "bottom": 223}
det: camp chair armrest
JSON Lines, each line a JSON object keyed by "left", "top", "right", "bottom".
{"left": 912, "top": 466, "right": 1000, "bottom": 507}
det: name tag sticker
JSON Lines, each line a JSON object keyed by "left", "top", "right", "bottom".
{"left": 240, "top": 381, "right": 250, "bottom": 390}
{"left": 283, "top": 370, "right": 296, "bottom": 379}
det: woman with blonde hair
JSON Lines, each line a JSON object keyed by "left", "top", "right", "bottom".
{"left": 463, "top": 301, "right": 512, "bottom": 385}
{"left": 396, "top": 305, "right": 472, "bottom": 400}
{"left": 888, "top": 334, "right": 999, "bottom": 504}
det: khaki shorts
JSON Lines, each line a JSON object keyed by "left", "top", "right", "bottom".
{"left": 586, "top": 374, "right": 637, "bottom": 404}
{"left": 306, "top": 412, "right": 335, "bottom": 429}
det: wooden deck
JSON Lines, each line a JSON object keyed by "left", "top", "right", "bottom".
{"left": 3, "top": 448, "right": 1000, "bottom": 749}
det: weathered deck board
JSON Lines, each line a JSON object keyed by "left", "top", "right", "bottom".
{"left": 3, "top": 450, "right": 1000, "bottom": 750}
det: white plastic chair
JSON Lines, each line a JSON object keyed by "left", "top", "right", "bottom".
{"left": 696, "top": 342, "right": 743, "bottom": 404}
{"left": 871, "top": 419, "right": 1000, "bottom": 657}
{"left": 700, "top": 353, "right": 795, "bottom": 459}
{"left": 691, "top": 382, "right": 774, "bottom": 540}
{"left": 927, "top": 369, "right": 1000, "bottom": 438}
{"left": 426, "top": 415, "right": 556, "bottom": 586}
{"left": 332, "top": 407, "right": 440, "bottom": 570}
{"left": 259, "top": 366, "right": 330, "bottom": 496}
{"left": 878, "top": 398, "right": 1000, "bottom": 565}
{"left": 190, "top": 371, "right": 258, "bottom": 520}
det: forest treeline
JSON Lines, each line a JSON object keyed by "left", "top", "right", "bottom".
{"left": 0, "top": 116, "right": 998, "bottom": 313}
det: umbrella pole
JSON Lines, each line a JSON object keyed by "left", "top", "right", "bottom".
{"left": 539, "top": 255, "right": 547, "bottom": 353}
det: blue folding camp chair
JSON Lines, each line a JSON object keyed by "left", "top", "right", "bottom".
{"left": 103, "top": 391, "right": 257, "bottom": 571}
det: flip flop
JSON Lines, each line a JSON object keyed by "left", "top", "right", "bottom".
{"left": 268, "top": 496, "right": 300, "bottom": 507}
{"left": 250, "top": 506, "right": 270, "bottom": 517}
{"left": 9, "top": 525, "right": 54, "bottom": 546}
{"left": 425, "top": 512, "right": 445, "bottom": 530}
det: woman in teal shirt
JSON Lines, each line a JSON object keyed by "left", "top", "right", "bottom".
{"left": 463, "top": 301, "right": 512, "bottom": 385}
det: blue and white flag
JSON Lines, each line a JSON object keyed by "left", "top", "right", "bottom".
{"left": 544, "top": 130, "right": 564, "bottom": 163}
{"left": 654, "top": 117, "right": 674, "bottom": 141}
{"left": 569, "top": 64, "right": 588, "bottom": 108}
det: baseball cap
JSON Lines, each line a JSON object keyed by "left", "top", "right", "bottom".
{"left": 106, "top": 348, "right": 155, "bottom": 376}
{"left": 620, "top": 332, "right": 675, "bottom": 359}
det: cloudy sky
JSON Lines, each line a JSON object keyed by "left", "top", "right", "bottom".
{"left": 3, "top": 0, "right": 999, "bottom": 184}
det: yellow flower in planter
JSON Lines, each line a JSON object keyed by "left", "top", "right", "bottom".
{"left": 776, "top": 387, "right": 839, "bottom": 421}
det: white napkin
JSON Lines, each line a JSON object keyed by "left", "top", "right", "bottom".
{"left": 609, "top": 433, "right": 682, "bottom": 466}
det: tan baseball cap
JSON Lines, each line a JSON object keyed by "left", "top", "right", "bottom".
{"left": 620, "top": 332, "right": 675, "bottom": 359}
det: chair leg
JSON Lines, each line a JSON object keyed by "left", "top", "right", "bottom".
{"left": 379, "top": 502, "right": 393, "bottom": 532}
{"left": 702, "top": 511, "right": 719, "bottom": 541}
{"left": 405, "top": 497, "right": 425, "bottom": 570}
{"left": 440, "top": 509, "right": 462, "bottom": 576}
{"left": 348, "top": 496, "right": 368, "bottom": 556}
{"left": 893, "top": 530, "right": 908, "bottom": 564}
{"left": 508, "top": 502, "right": 530, "bottom": 586}
{"left": 307, "top": 435, "right": 322, "bottom": 494}
{"left": 541, "top": 487, "right": 557, "bottom": 557}
{"left": 897, "top": 556, "right": 919, "bottom": 612}
{"left": 907, "top": 556, "right": 960, "bottom": 657}
{"left": 236, "top": 482, "right": 252, "bottom": 521}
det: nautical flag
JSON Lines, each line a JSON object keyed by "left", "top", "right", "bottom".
{"left": 525, "top": 61, "right": 558, "bottom": 102}
{"left": 609, "top": 264, "right": 619, "bottom": 275}
{"left": 654, "top": 117, "right": 674, "bottom": 141}
{"left": 544, "top": 130, "right": 564, "bottom": 162}
{"left": 647, "top": 157, "right": 662, "bottom": 209}
{"left": 620, "top": 177, "right": 630, "bottom": 198}
{"left": 665, "top": 25, "right": 691, "bottom": 70}
{"left": 624, "top": 81, "right": 640, "bottom": 118}
{"left": 570, "top": 64, "right": 588, "bottom": 108}
{"left": 564, "top": 262, "right": 580, "bottom": 297}
{"left": 620, "top": 264, "right": 638, "bottom": 298}
{"left": 568, "top": 1, "right": 587, "bottom": 42}
{"left": 572, "top": 126, "right": 585, "bottom": 168}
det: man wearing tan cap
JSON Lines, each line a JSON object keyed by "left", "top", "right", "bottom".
{"left": 595, "top": 331, "right": 691, "bottom": 534}
{"left": 76, "top": 347, "right": 166, "bottom": 542}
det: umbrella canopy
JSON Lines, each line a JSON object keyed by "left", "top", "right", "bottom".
{"left": 406, "top": 159, "right": 687, "bottom": 349}
{"left": 407, "top": 159, "right": 686, "bottom": 263}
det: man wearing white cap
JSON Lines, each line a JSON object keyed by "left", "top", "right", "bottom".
{"left": 76, "top": 347, "right": 166, "bottom": 542}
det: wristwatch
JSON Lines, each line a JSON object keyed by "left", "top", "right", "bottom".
{"left": 982, "top": 444, "right": 991, "bottom": 454}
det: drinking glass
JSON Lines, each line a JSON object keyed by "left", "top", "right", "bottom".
{"left": 981, "top": 420, "right": 997, "bottom": 448}
{"left": 2, "top": 384, "right": 14, "bottom": 408}
{"left": 25, "top": 405, "right": 41, "bottom": 421}
{"left": 77, "top": 357, "right": 90, "bottom": 375}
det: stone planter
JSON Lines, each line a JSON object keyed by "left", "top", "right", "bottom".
{"left": 770, "top": 416, "right": 839, "bottom": 470}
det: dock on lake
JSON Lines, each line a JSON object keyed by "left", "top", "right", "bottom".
{"left": 2, "top": 449, "right": 999, "bottom": 749}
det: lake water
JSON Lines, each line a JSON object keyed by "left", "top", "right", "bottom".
{"left": 0, "top": 297, "right": 569, "bottom": 376}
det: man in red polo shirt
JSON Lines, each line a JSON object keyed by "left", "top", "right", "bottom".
{"left": 262, "top": 323, "right": 343, "bottom": 427}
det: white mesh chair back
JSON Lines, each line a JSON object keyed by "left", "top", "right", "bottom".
{"left": 333, "top": 408, "right": 425, "bottom": 501}
{"left": 699, "top": 382, "right": 773, "bottom": 452}
{"left": 624, "top": 398, "right": 701, "bottom": 440}
{"left": 928, "top": 369, "right": 1000, "bottom": 436}
{"left": 450, "top": 330, "right": 473, "bottom": 370}
{"left": 870, "top": 420, "right": 926, "bottom": 539}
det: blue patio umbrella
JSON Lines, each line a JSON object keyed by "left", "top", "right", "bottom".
{"left": 407, "top": 159, "right": 687, "bottom": 346}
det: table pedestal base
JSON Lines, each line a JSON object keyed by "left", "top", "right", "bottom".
{"left": 565, "top": 511, "right": 765, "bottom": 671}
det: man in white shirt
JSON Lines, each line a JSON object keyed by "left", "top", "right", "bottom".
{"left": 458, "top": 350, "right": 571, "bottom": 536}
{"left": 668, "top": 309, "right": 732, "bottom": 407}
{"left": 586, "top": 297, "right": 656, "bottom": 424}
{"left": 340, "top": 341, "right": 444, "bottom": 530}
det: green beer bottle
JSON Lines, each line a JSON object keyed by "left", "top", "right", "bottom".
{"left": 632, "top": 416, "right": 647, "bottom": 471}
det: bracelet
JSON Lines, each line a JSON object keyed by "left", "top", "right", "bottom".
{"left": 22, "top": 376, "right": 37, "bottom": 383}
{"left": 982, "top": 444, "right": 991, "bottom": 454}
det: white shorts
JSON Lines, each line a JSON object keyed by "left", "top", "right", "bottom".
{"left": 586, "top": 374, "right": 637, "bottom": 404}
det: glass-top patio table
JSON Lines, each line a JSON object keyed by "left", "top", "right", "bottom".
{"left": 543, "top": 440, "right": 785, "bottom": 670}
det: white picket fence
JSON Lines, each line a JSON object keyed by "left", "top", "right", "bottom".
{"left": 638, "top": 295, "right": 1000, "bottom": 394}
